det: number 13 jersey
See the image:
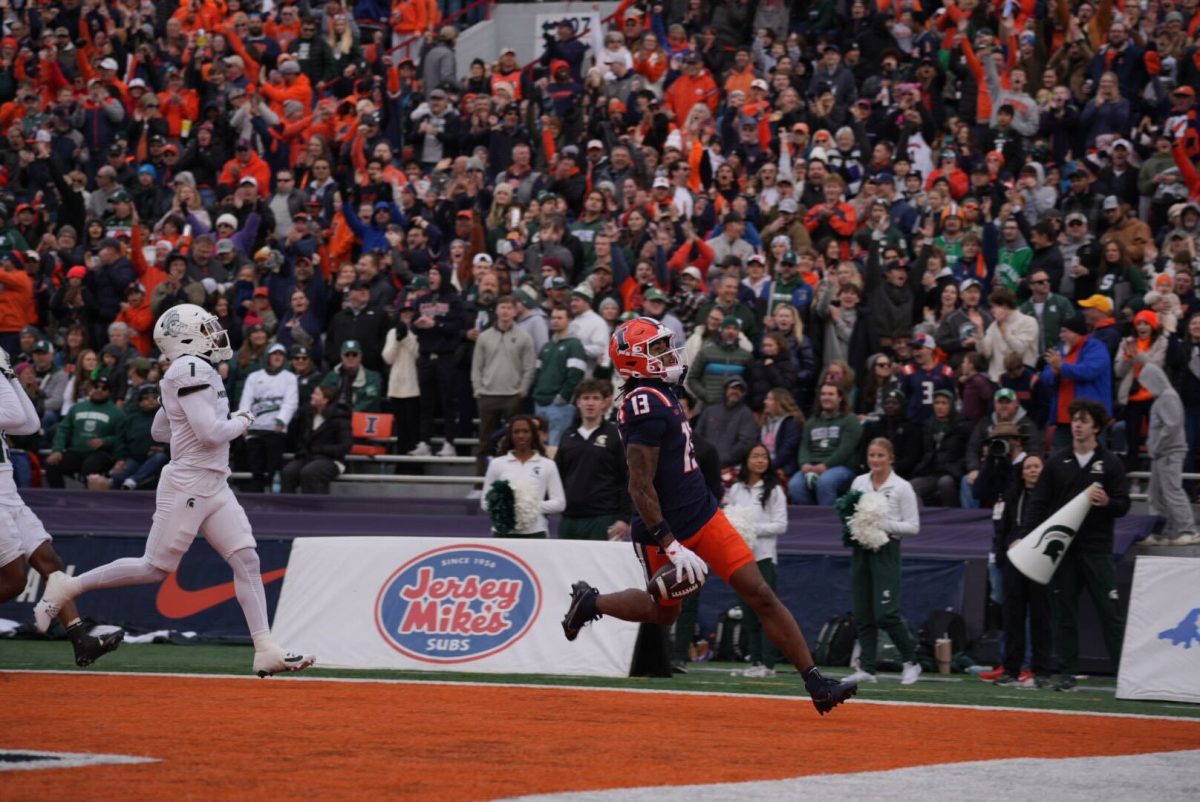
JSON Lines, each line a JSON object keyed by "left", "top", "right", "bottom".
{"left": 617, "top": 381, "right": 717, "bottom": 545}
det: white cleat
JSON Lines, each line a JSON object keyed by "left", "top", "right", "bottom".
{"left": 33, "top": 571, "right": 77, "bottom": 633}
{"left": 253, "top": 648, "right": 316, "bottom": 677}
{"left": 842, "top": 669, "right": 878, "bottom": 684}
{"left": 901, "top": 661, "right": 923, "bottom": 685}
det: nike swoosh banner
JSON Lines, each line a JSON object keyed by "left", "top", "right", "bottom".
{"left": 0, "top": 536, "right": 292, "bottom": 637}
{"left": 1117, "top": 556, "right": 1200, "bottom": 705}
{"left": 271, "top": 537, "right": 643, "bottom": 676}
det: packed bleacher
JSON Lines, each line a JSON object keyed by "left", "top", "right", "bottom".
{"left": 2, "top": 0, "right": 1199, "bottom": 510}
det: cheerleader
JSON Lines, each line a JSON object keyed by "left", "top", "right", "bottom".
{"left": 844, "top": 437, "right": 922, "bottom": 685}
{"left": 481, "top": 416, "right": 566, "bottom": 538}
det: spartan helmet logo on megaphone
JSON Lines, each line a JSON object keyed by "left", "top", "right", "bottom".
{"left": 1007, "top": 483, "right": 1099, "bottom": 585}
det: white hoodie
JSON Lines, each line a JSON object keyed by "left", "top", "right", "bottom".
{"left": 238, "top": 367, "right": 299, "bottom": 433}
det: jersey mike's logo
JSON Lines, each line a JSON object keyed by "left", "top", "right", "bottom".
{"left": 374, "top": 545, "right": 541, "bottom": 663}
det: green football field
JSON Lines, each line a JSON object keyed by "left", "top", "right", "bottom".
{"left": 3, "top": 640, "right": 1198, "bottom": 719}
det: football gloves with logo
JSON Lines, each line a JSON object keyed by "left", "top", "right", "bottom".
{"left": 664, "top": 540, "right": 708, "bottom": 586}
{"left": 0, "top": 346, "right": 12, "bottom": 380}
{"left": 233, "top": 410, "right": 255, "bottom": 432}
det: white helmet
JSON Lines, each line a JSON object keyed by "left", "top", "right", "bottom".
{"left": 154, "top": 304, "right": 233, "bottom": 363}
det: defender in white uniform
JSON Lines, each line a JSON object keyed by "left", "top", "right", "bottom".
{"left": 34, "top": 305, "right": 315, "bottom": 677}
{"left": 0, "top": 349, "right": 123, "bottom": 666}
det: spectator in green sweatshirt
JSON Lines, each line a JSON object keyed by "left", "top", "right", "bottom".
{"left": 687, "top": 316, "right": 752, "bottom": 406}
{"left": 111, "top": 383, "right": 169, "bottom": 490}
{"left": 46, "top": 375, "right": 124, "bottom": 488}
{"left": 788, "top": 382, "right": 861, "bottom": 505}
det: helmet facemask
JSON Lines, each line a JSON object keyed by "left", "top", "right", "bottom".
{"left": 200, "top": 316, "right": 233, "bottom": 363}
{"left": 645, "top": 332, "right": 686, "bottom": 384}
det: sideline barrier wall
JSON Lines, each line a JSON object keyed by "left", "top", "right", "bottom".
{"left": 271, "top": 537, "right": 643, "bottom": 677}
{"left": 0, "top": 536, "right": 293, "bottom": 638}
{"left": 1117, "top": 556, "right": 1200, "bottom": 704}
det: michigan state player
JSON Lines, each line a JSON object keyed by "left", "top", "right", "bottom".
{"left": 0, "top": 348, "right": 123, "bottom": 666}
{"left": 34, "top": 305, "right": 314, "bottom": 677}
{"left": 562, "top": 318, "right": 856, "bottom": 715}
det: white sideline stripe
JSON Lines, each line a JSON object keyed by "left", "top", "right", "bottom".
{"left": 0, "top": 748, "right": 158, "bottom": 772}
{"left": 500, "top": 750, "right": 1200, "bottom": 802}
{"left": 5, "top": 669, "right": 1200, "bottom": 723}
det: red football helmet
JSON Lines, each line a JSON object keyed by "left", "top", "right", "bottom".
{"left": 609, "top": 317, "right": 685, "bottom": 383}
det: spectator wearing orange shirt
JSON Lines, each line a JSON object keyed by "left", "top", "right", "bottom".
{"left": 218, "top": 138, "right": 272, "bottom": 198}
{"left": 722, "top": 47, "right": 758, "bottom": 98}
{"left": 803, "top": 175, "right": 857, "bottom": 260}
{"left": 664, "top": 52, "right": 718, "bottom": 123}
{"left": 259, "top": 58, "right": 314, "bottom": 119}
{"left": 0, "top": 251, "right": 35, "bottom": 355}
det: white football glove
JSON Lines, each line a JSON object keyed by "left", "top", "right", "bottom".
{"left": 664, "top": 540, "right": 709, "bottom": 586}
{"left": 0, "top": 346, "right": 11, "bottom": 379}
{"left": 233, "top": 410, "right": 255, "bottom": 432}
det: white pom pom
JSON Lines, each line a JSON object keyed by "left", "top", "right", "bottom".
{"left": 510, "top": 479, "right": 542, "bottom": 534}
{"left": 848, "top": 491, "right": 891, "bottom": 551}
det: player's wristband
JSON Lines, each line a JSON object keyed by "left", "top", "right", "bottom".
{"left": 647, "top": 521, "right": 674, "bottom": 547}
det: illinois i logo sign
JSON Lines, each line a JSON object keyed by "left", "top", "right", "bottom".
{"left": 374, "top": 545, "right": 542, "bottom": 663}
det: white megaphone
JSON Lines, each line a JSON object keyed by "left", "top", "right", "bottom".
{"left": 1008, "top": 483, "right": 1098, "bottom": 585}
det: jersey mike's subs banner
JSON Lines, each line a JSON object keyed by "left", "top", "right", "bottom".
{"left": 271, "top": 537, "right": 644, "bottom": 676}
{"left": 1117, "top": 556, "right": 1200, "bottom": 705}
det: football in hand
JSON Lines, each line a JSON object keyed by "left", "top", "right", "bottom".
{"left": 648, "top": 564, "right": 704, "bottom": 601}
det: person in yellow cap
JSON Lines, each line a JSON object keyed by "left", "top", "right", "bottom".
{"left": 1076, "top": 294, "right": 1121, "bottom": 357}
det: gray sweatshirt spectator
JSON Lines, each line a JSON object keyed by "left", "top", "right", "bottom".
{"left": 421, "top": 27, "right": 458, "bottom": 92}
{"left": 1140, "top": 363, "right": 1198, "bottom": 544}
{"left": 984, "top": 56, "right": 1039, "bottom": 137}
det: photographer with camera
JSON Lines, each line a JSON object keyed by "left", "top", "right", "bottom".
{"left": 971, "top": 420, "right": 1032, "bottom": 679}
{"left": 961, "top": 387, "right": 1041, "bottom": 507}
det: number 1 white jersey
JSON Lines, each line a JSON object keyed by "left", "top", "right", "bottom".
{"left": 157, "top": 355, "right": 246, "bottom": 496}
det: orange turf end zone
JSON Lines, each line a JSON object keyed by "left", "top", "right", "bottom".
{"left": 3, "top": 674, "right": 1200, "bottom": 800}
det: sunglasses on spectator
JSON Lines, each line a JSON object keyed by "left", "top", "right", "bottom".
{"left": 343, "top": 352, "right": 360, "bottom": 357}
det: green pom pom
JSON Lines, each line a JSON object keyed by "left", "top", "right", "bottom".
{"left": 486, "top": 479, "right": 517, "bottom": 535}
{"left": 834, "top": 489, "right": 863, "bottom": 549}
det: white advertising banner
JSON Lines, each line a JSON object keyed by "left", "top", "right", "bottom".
{"left": 271, "top": 537, "right": 644, "bottom": 677}
{"left": 1116, "top": 556, "right": 1200, "bottom": 704}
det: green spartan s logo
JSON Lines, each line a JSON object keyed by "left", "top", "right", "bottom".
{"left": 1034, "top": 525, "right": 1075, "bottom": 563}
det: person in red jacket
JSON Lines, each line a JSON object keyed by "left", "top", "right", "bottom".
{"left": 926, "top": 149, "right": 970, "bottom": 200}
{"left": 803, "top": 175, "right": 857, "bottom": 259}
{"left": 0, "top": 250, "right": 35, "bottom": 355}
{"left": 664, "top": 52, "right": 718, "bottom": 123}
{"left": 218, "top": 138, "right": 272, "bottom": 197}
{"left": 115, "top": 283, "right": 154, "bottom": 356}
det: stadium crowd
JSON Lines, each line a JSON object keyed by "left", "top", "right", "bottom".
{"left": 2, "top": 0, "right": 1199, "bottom": 515}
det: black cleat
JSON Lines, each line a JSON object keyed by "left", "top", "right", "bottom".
{"left": 74, "top": 630, "right": 125, "bottom": 668}
{"left": 805, "top": 668, "right": 858, "bottom": 716}
{"left": 562, "top": 581, "right": 601, "bottom": 642}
